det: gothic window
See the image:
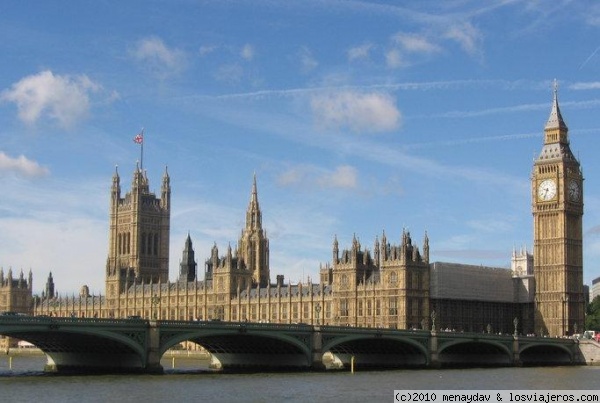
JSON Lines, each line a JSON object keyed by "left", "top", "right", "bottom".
{"left": 117, "top": 234, "right": 122, "bottom": 254}
{"left": 141, "top": 233, "right": 147, "bottom": 254}
{"left": 367, "top": 300, "right": 372, "bottom": 316}
{"left": 389, "top": 297, "right": 398, "bottom": 315}
{"left": 154, "top": 234, "right": 159, "bottom": 256}
{"left": 127, "top": 233, "right": 131, "bottom": 254}
{"left": 412, "top": 272, "right": 419, "bottom": 290}
{"left": 376, "top": 300, "right": 381, "bottom": 316}
{"left": 341, "top": 274, "right": 348, "bottom": 289}
{"left": 358, "top": 300, "right": 363, "bottom": 316}
{"left": 340, "top": 299, "right": 349, "bottom": 317}
{"left": 389, "top": 271, "right": 397, "bottom": 285}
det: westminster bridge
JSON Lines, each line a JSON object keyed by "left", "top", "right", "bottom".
{"left": 0, "top": 315, "right": 587, "bottom": 373}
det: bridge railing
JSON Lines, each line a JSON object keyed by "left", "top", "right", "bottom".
{"left": 155, "top": 319, "right": 314, "bottom": 332}
{"left": 0, "top": 315, "right": 148, "bottom": 327}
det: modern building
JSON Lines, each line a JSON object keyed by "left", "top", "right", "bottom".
{"left": 26, "top": 90, "right": 586, "bottom": 337}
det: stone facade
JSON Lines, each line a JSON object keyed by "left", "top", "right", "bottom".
{"left": 532, "top": 85, "right": 585, "bottom": 336}
{"left": 23, "top": 91, "right": 585, "bottom": 338}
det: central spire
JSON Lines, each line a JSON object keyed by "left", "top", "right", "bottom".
{"left": 246, "top": 172, "right": 262, "bottom": 230}
{"left": 544, "top": 79, "right": 568, "bottom": 144}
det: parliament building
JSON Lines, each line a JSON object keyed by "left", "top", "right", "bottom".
{"left": 2, "top": 90, "right": 584, "bottom": 338}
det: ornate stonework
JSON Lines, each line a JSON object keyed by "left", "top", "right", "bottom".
{"left": 532, "top": 85, "right": 585, "bottom": 336}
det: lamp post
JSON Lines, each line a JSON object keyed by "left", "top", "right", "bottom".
{"left": 151, "top": 295, "right": 160, "bottom": 320}
{"left": 315, "top": 303, "right": 321, "bottom": 326}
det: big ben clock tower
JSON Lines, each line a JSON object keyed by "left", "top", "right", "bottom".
{"left": 533, "top": 82, "right": 584, "bottom": 336}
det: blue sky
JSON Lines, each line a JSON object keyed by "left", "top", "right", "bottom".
{"left": 1, "top": 0, "right": 600, "bottom": 296}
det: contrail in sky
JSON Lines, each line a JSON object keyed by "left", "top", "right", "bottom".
{"left": 579, "top": 46, "right": 600, "bottom": 70}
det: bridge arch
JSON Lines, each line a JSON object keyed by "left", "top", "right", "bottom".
{"left": 322, "top": 334, "right": 429, "bottom": 369}
{"left": 519, "top": 342, "right": 574, "bottom": 365}
{"left": 0, "top": 325, "right": 148, "bottom": 373}
{"left": 158, "top": 325, "right": 313, "bottom": 371}
{"left": 437, "top": 339, "right": 512, "bottom": 367}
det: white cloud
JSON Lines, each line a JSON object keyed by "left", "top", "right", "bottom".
{"left": 1, "top": 70, "right": 100, "bottom": 128}
{"left": 385, "top": 49, "right": 407, "bottom": 68}
{"left": 214, "top": 64, "right": 244, "bottom": 84}
{"left": 310, "top": 90, "right": 401, "bottom": 133}
{"left": 131, "top": 37, "right": 186, "bottom": 77}
{"left": 392, "top": 32, "right": 440, "bottom": 54}
{"left": 241, "top": 44, "right": 255, "bottom": 61}
{"left": 348, "top": 43, "right": 373, "bottom": 61}
{"left": 444, "top": 22, "right": 483, "bottom": 58}
{"left": 298, "top": 46, "right": 318, "bottom": 73}
{"left": 317, "top": 165, "right": 358, "bottom": 189}
{"left": 199, "top": 44, "right": 218, "bottom": 57}
{"left": 0, "top": 152, "right": 49, "bottom": 177}
{"left": 570, "top": 82, "right": 600, "bottom": 90}
{"left": 276, "top": 164, "right": 358, "bottom": 190}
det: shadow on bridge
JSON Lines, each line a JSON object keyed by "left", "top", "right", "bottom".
{"left": 0, "top": 316, "right": 149, "bottom": 373}
{"left": 0, "top": 316, "right": 583, "bottom": 374}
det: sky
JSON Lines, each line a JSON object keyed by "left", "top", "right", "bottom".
{"left": 1, "top": 0, "right": 600, "bottom": 296}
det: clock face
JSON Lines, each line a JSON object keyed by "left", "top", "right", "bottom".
{"left": 568, "top": 180, "right": 580, "bottom": 202}
{"left": 538, "top": 179, "right": 557, "bottom": 201}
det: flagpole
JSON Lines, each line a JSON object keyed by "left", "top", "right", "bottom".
{"left": 140, "top": 130, "right": 144, "bottom": 171}
{"left": 139, "top": 128, "right": 144, "bottom": 171}
{"left": 133, "top": 128, "right": 144, "bottom": 171}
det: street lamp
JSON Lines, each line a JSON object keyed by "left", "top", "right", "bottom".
{"left": 151, "top": 295, "right": 160, "bottom": 319}
{"left": 315, "top": 303, "right": 321, "bottom": 326}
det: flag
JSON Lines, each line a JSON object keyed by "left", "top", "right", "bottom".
{"left": 133, "top": 131, "right": 144, "bottom": 144}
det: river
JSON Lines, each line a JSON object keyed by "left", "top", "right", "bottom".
{"left": 0, "top": 354, "right": 598, "bottom": 402}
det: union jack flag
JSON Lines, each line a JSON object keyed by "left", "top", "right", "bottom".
{"left": 133, "top": 131, "right": 143, "bottom": 144}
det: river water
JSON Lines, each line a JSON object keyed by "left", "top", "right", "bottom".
{"left": 0, "top": 354, "right": 598, "bottom": 402}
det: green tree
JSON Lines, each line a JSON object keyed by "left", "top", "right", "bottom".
{"left": 586, "top": 296, "right": 600, "bottom": 330}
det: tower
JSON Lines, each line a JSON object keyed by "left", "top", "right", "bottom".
{"left": 179, "top": 233, "right": 197, "bottom": 282}
{"left": 532, "top": 83, "right": 584, "bottom": 336}
{"left": 105, "top": 164, "right": 171, "bottom": 297}
{"left": 238, "top": 174, "right": 270, "bottom": 287}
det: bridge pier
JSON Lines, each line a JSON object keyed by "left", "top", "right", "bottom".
{"left": 429, "top": 331, "right": 440, "bottom": 368}
{"left": 311, "top": 327, "right": 326, "bottom": 370}
{"left": 146, "top": 321, "right": 164, "bottom": 374}
{"left": 512, "top": 336, "right": 522, "bottom": 366}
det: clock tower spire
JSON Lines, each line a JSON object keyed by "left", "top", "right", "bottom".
{"left": 532, "top": 82, "right": 584, "bottom": 336}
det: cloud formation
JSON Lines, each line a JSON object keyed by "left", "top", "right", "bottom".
{"left": 131, "top": 37, "right": 186, "bottom": 77}
{"left": 241, "top": 44, "right": 255, "bottom": 61}
{"left": 277, "top": 164, "right": 358, "bottom": 190}
{"left": 310, "top": 91, "right": 401, "bottom": 133}
{"left": 0, "top": 152, "right": 49, "bottom": 177}
{"left": 444, "top": 22, "right": 483, "bottom": 59}
{"left": 1, "top": 70, "right": 100, "bottom": 128}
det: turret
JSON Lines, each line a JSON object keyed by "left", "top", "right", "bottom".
{"left": 423, "top": 232, "right": 429, "bottom": 264}
{"left": 45, "top": 272, "right": 55, "bottom": 299}
{"left": 179, "top": 233, "right": 197, "bottom": 282}
{"left": 333, "top": 235, "right": 339, "bottom": 264}
{"left": 161, "top": 166, "right": 171, "bottom": 210}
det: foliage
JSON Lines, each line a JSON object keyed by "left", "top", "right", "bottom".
{"left": 586, "top": 296, "right": 600, "bottom": 330}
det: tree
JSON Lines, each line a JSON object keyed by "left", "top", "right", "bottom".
{"left": 586, "top": 296, "right": 600, "bottom": 330}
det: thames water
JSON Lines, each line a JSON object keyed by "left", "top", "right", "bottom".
{"left": 1, "top": 354, "right": 598, "bottom": 402}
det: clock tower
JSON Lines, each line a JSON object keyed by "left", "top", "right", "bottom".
{"left": 533, "top": 83, "right": 584, "bottom": 336}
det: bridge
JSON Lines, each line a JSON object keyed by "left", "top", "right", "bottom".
{"left": 0, "top": 315, "right": 585, "bottom": 374}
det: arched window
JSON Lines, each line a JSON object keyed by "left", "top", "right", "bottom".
{"left": 389, "top": 271, "right": 397, "bottom": 285}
